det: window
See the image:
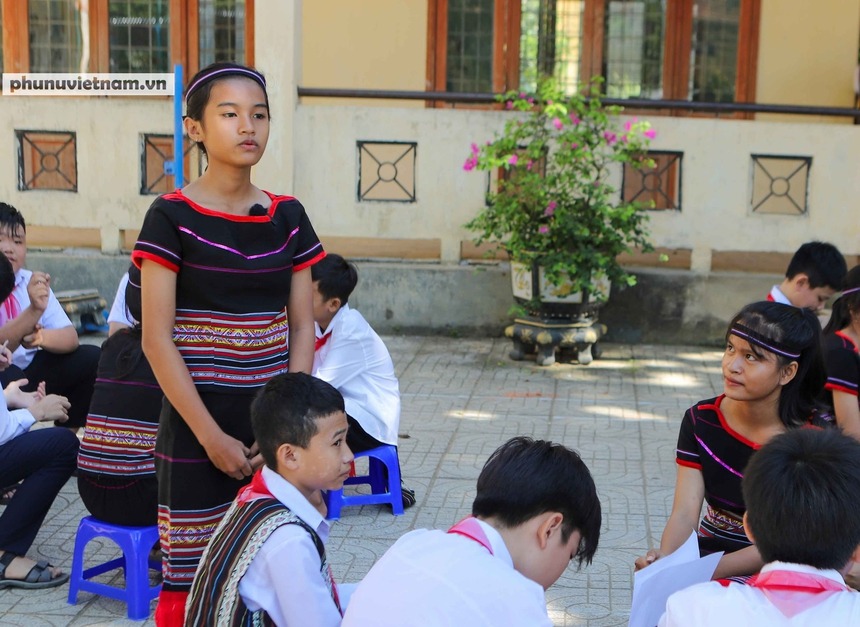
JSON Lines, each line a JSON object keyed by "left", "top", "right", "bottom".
{"left": 29, "top": 0, "right": 85, "bottom": 73}
{"left": 428, "top": 0, "right": 759, "bottom": 106}
{"left": 0, "top": 0, "right": 254, "bottom": 80}
{"left": 198, "top": 0, "right": 248, "bottom": 68}
{"left": 108, "top": 0, "right": 170, "bottom": 72}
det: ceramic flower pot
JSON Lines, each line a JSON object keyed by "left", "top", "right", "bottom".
{"left": 510, "top": 260, "right": 611, "bottom": 321}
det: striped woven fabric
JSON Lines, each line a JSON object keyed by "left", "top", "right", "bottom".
{"left": 185, "top": 497, "right": 326, "bottom": 626}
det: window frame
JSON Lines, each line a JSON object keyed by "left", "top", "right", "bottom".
{"left": 427, "top": 0, "right": 760, "bottom": 110}
{"left": 0, "top": 0, "right": 254, "bottom": 81}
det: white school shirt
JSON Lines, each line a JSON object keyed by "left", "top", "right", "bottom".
{"left": 238, "top": 466, "right": 341, "bottom": 627}
{"left": 107, "top": 272, "right": 136, "bottom": 327}
{"left": 313, "top": 304, "right": 400, "bottom": 445}
{"left": 9, "top": 269, "right": 74, "bottom": 369}
{"left": 342, "top": 519, "right": 553, "bottom": 627}
{"left": 769, "top": 285, "right": 792, "bottom": 305}
{"left": 0, "top": 391, "right": 35, "bottom": 447}
{"left": 658, "top": 562, "right": 860, "bottom": 626}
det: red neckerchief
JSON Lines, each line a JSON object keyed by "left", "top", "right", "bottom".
{"left": 749, "top": 568, "right": 851, "bottom": 618}
{"left": 447, "top": 517, "right": 494, "bottom": 555}
{"left": 315, "top": 332, "right": 331, "bottom": 352}
{"left": 237, "top": 470, "right": 342, "bottom": 613}
{"left": 0, "top": 293, "right": 19, "bottom": 325}
{"left": 766, "top": 293, "right": 775, "bottom": 302}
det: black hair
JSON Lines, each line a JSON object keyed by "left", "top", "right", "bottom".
{"left": 785, "top": 241, "right": 846, "bottom": 290}
{"left": 727, "top": 301, "right": 826, "bottom": 428}
{"left": 0, "top": 250, "right": 14, "bottom": 303}
{"left": 472, "top": 436, "right": 601, "bottom": 567}
{"left": 743, "top": 427, "right": 860, "bottom": 569}
{"left": 0, "top": 202, "right": 27, "bottom": 238}
{"left": 823, "top": 264, "right": 860, "bottom": 335}
{"left": 184, "top": 62, "right": 269, "bottom": 157}
{"left": 250, "top": 372, "right": 345, "bottom": 470}
{"left": 311, "top": 254, "right": 358, "bottom": 305}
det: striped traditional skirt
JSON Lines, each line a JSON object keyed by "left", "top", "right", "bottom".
{"left": 155, "top": 391, "right": 255, "bottom": 592}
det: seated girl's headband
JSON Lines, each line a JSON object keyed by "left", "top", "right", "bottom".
{"left": 729, "top": 323, "right": 801, "bottom": 359}
{"left": 841, "top": 286, "right": 860, "bottom": 297}
{"left": 185, "top": 67, "right": 267, "bottom": 104}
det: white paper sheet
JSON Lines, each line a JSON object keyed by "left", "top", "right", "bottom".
{"left": 628, "top": 532, "right": 723, "bottom": 627}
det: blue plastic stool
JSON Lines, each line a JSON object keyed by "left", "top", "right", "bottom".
{"left": 325, "top": 445, "right": 404, "bottom": 520}
{"left": 67, "top": 516, "right": 162, "bottom": 620}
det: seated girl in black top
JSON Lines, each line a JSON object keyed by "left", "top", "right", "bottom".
{"left": 635, "top": 301, "right": 830, "bottom": 581}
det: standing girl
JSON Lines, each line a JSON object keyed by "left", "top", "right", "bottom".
{"left": 822, "top": 265, "right": 860, "bottom": 441}
{"left": 132, "top": 62, "right": 323, "bottom": 625}
{"left": 635, "top": 301, "right": 829, "bottom": 580}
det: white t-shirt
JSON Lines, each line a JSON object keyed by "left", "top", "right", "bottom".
{"left": 10, "top": 268, "right": 73, "bottom": 369}
{"left": 343, "top": 519, "right": 553, "bottom": 626}
{"left": 107, "top": 272, "right": 136, "bottom": 327}
{"left": 313, "top": 304, "right": 400, "bottom": 445}
{"left": 659, "top": 562, "right": 860, "bottom": 626}
{"left": 0, "top": 390, "right": 35, "bottom": 446}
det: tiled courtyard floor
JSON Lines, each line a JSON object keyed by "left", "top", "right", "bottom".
{"left": 1, "top": 335, "right": 725, "bottom": 626}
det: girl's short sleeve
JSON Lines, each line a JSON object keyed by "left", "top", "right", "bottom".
{"left": 824, "top": 344, "right": 860, "bottom": 397}
{"left": 288, "top": 201, "right": 325, "bottom": 272}
{"left": 676, "top": 408, "right": 701, "bottom": 469}
{"left": 131, "top": 200, "right": 182, "bottom": 273}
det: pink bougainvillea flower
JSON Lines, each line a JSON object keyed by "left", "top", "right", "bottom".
{"left": 508, "top": 154, "right": 519, "bottom": 166}
{"left": 538, "top": 225, "right": 549, "bottom": 235}
{"left": 620, "top": 134, "right": 629, "bottom": 143}
{"left": 505, "top": 100, "right": 514, "bottom": 110}
{"left": 526, "top": 160, "right": 534, "bottom": 171}
{"left": 552, "top": 117, "right": 563, "bottom": 130}
{"left": 624, "top": 117, "right": 637, "bottom": 132}
{"left": 604, "top": 131, "right": 617, "bottom": 144}
{"left": 527, "top": 97, "right": 535, "bottom": 104}
{"left": 644, "top": 128, "right": 657, "bottom": 139}
{"left": 544, "top": 201, "right": 557, "bottom": 217}
{"left": 570, "top": 142, "right": 579, "bottom": 150}
{"left": 463, "top": 156, "right": 477, "bottom": 171}
{"left": 569, "top": 113, "right": 581, "bottom": 125}
{"left": 519, "top": 92, "right": 527, "bottom": 99}
{"left": 470, "top": 143, "right": 480, "bottom": 155}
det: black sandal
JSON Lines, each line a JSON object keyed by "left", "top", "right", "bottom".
{"left": 0, "top": 552, "right": 70, "bottom": 589}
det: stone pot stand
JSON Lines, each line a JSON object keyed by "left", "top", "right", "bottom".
{"left": 507, "top": 261, "right": 608, "bottom": 366}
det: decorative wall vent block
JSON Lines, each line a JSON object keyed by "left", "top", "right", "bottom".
{"left": 141, "top": 134, "right": 193, "bottom": 195}
{"left": 622, "top": 151, "right": 682, "bottom": 211}
{"left": 17, "top": 130, "right": 77, "bottom": 191}
{"left": 751, "top": 154, "right": 811, "bottom": 215}
{"left": 358, "top": 141, "right": 416, "bottom": 202}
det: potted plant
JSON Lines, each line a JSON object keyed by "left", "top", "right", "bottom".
{"left": 463, "top": 79, "right": 658, "bottom": 323}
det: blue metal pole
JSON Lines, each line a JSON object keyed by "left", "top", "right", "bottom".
{"left": 173, "top": 64, "right": 184, "bottom": 188}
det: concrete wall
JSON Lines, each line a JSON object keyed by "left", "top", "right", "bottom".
{"left": 301, "top": 0, "right": 427, "bottom": 107}
{"left": 295, "top": 103, "right": 860, "bottom": 267}
{"left": 757, "top": 0, "right": 860, "bottom": 113}
{"left": 28, "top": 249, "right": 781, "bottom": 346}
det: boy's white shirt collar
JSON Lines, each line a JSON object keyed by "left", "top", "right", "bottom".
{"left": 315, "top": 303, "right": 350, "bottom": 339}
{"left": 761, "top": 561, "right": 847, "bottom": 586}
{"left": 473, "top": 518, "right": 515, "bottom": 569}
{"left": 769, "top": 285, "right": 792, "bottom": 305}
{"left": 260, "top": 465, "right": 328, "bottom": 535}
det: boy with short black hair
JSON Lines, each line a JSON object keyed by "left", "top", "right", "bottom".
{"left": 342, "top": 437, "right": 602, "bottom": 626}
{"left": 659, "top": 428, "right": 860, "bottom": 625}
{"left": 185, "top": 373, "right": 353, "bottom": 627}
{"left": 311, "top": 253, "right": 415, "bottom": 506}
{"left": 768, "top": 241, "right": 847, "bottom": 311}
{"left": 0, "top": 202, "right": 99, "bottom": 429}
